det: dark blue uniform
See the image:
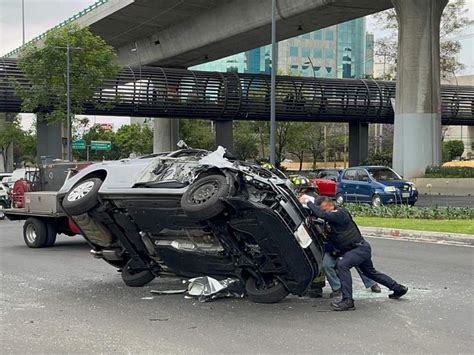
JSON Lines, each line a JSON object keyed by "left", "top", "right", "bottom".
{"left": 307, "top": 203, "right": 402, "bottom": 302}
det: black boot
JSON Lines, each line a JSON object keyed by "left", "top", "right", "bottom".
{"left": 306, "top": 287, "right": 323, "bottom": 298}
{"left": 331, "top": 298, "right": 355, "bottom": 311}
{"left": 389, "top": 285, "right": 408, "bottom": 299}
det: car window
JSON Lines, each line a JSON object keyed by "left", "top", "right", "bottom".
{"left": 367, "top": 168, "right": 401, "bottom": 181}
{"left": 343, "top": 170, "right": 357, "bottom": 180}
{"left": 357, "top": 170, "right": 370, "bottom": 182}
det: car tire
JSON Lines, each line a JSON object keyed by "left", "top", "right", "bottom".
{"left": 245, "top": 276, "right": 289, "bottom": 304}
{"left": 121, "top": 266, "right": 155, "bottom": 287}
{"left": 62, "top": 178, "right": 103, "bottom": 216}
{"left": 181, "top": 174, "right": 232, "bottom": 220}
{"left": 335, "top": 193, "right": 344, "bottom": 205}
{"left": 372, "top": 194, "right": 383, "bottom": 207}
{"left": 0, "top": 203, "right": 5, "bottom": 220}
{"left": 408, "top": 201, "right": 416, "bottom": 207}
{"left": 23, "top": 217, "right": 49, "bottom": 248}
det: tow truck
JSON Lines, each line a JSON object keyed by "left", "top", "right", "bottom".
{"left": 3, "top": 159, "right": 90, "bottom": 248}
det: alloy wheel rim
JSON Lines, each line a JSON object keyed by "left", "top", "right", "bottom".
{"left": 67, "top": 181, "right": 94, "bottom": 202}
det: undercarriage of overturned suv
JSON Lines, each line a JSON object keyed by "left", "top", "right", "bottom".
{"left": 60, "top": 148, "right": 325, "bottom": 303}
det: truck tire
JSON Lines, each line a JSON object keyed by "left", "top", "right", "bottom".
{"left": 45, "top": 222, "right": 57, "bottom": 247}
{"left": 62, "top": 178, "right": 103, "bottom": 216}
{"left": 180, "top": 174, "right": 231, "bottom": 220}
{"left": 23, "top": 217, "right": 49, "bottom": 248}
{"left": 121, "top": 266, "right": 155, "bottom": 287}
{"left": 0, "top": 203, "right": 5, "bottom": 220}
{"left": 245, "top": 276, "right": 289, "bottom": 304}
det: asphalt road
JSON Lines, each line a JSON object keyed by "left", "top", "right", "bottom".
{"left": 1, "top": 220, "right": 473, "bottom": 354}
{"left": 416, "top": 195, "right": 473, "bottom": 208}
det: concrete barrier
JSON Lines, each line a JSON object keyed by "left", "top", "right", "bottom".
{"left": 409, "top": 178, "right": 474, "bottom": 196}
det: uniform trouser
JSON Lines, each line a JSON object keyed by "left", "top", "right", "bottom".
{"left": 337, "top": 241, "right": 399, "bottom": 301}
{"left": 323, "top": 252, "right": 376, "bottom": 291}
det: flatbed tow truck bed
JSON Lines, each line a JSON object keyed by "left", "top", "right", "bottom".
{"left": 3, "top": 191, "right": 79, "bottom": 248}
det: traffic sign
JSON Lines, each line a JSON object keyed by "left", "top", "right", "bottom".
{"left": 91, "top": 140, "right": 112, "bottom": 151}
{"left": 72, "top": 139, "right": 86, "bottom": 150}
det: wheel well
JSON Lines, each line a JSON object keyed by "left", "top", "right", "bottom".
{"left": 80, "top": 170, "right": 107, "bottom": 182}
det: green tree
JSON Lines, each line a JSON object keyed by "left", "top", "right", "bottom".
{"left": 0, "top": 116, "right": 36, "bottom": 170}
{"left": 74, "top": 125, "right": 117, "bottom": 161}
{"left": 373, "top": 0, "right": 472, "bottom": 76}
{"left": 286, "top": 122, "right": 311, "bottom": 171}
{"left": 179, "top": 119, "right": 215, "bottom": 150}
{"left": 15, "top": 23, "right": 119, "bottom": 125}
{"left": 442, "top": 140, "right": 465, "bottom": 161}
{"left": 233, "top": 122, "right": 259, "bottom": 161}
{"left": 114, "top": 124, "right": 153, "bottom": 158}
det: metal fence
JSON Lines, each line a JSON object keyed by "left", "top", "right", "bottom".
{"left": 1, "top": 58, "right": 473, "bottom": 125}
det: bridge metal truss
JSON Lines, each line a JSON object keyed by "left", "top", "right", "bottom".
{"left": 1, "top": 58, "right": 473, "bottom": 125}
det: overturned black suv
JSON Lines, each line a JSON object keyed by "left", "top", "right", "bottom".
{"left": 58, "top": 146, "right": 324, "bottom": 303}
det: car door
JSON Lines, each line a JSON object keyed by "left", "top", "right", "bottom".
{"left": 339, "top": 169, "right": 358, "bottom": 202}
{"left": 355, "top": 169, "right": 372, "bottom": 202}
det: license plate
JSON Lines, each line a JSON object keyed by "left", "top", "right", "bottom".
{"left": 294, "top": 224, "right": 312, "bottom": 248}
{"left": 402, "top": 192, "right": 410, "bottom": 198}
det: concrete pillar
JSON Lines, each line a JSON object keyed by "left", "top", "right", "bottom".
{"left": 153, "top": 118, "right": 179, "bottom": 152}
{"left": 392, "top": 0, "right": 448, "bottom": 178}
{"left": 0, "top": 113, "right": 14, "bottom": 172}
{"left": 36, "top": 118, "right": 64, "bottom": 163}
{"left": 215, "top": 120, "right": 233, "bottom": 150}
{"left": 348, "top": 122, "right": 368, "bottom": 167}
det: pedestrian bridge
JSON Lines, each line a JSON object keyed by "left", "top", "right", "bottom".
{"left": 1, "top": 59, "right": 472, "bottom": 125}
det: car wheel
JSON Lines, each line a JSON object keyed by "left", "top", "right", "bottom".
{"left": 372, "top": 194, "right": 382, "bottom": 207}
{"left": 62, "top": 178, "right": 103, "bottom": 216}
{"left": 408, "top": 201, "right": 416, "bottom": 207}
{"left": 335, "top": 193, "right": 344, "bottom": 205}
{"left": 0, "top": 203, "right": 5, "bottom": 220}
{"left": 245, "top": 276, "right": 289, "bottom": 304}
{"left": 181, "top": 174, "right": 232, "bottom": 220}
{"left": 23, "top": 217, "right": 49, "bottom": 248}
{"left": 121, "top": 266, "right": 155, "bottom": 287}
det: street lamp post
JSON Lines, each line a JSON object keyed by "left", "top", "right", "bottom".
{"left": 66, "top": 43, "right": 71, "bottom": 161}
{"left": 269, "top": 0, "right": 277, "bottom": 165}
{"left": 21, "top": 0, "right": 25, "bottom": 45}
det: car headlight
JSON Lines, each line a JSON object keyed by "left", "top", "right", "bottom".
{"left": 384, "top": 186, "right": 397, "bottom": 192}
{"left": 408, "top": 182, "right": 417, "bottom": 191}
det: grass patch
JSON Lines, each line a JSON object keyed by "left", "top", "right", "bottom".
{"left": 354, "top": 217, "right": 474, "bottom": 235}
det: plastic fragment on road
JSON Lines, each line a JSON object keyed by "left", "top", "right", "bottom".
{"left": 184, "top": 276, "right": 244, "bottom": 302}
{"left": 150, "top": 289, "right": 186, "bottom": 295}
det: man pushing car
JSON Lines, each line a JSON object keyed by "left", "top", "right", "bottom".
{"left": 299, "top": 195, "right": 408, "bottom": 311}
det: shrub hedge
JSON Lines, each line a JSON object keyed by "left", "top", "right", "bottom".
{"left": 425, "top": 166, "right": 474, "bottom": 178}
{"left": 344, "top": 203, "right": 474, "bottom": 220}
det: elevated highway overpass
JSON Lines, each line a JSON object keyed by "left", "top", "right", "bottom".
{"left": 3, "top": 0, "right": 393, "bottom": 68}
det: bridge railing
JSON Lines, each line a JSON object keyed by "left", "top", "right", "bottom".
{"left": 1, "top": 59, "right": 472, "bottom": 125}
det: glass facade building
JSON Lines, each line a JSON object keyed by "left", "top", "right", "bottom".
{"left": 191, "top": 19, "right": 373, "bottom": 80}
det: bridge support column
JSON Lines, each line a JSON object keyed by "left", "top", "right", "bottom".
{"left": 392, "top": 0, "right": 447, "bottom": 178}
{"left": 215, "top": 120, "right": 233, "bottom": 150}
{"left": 36, "top": 118, "right": 64, "bottom": 163}
{"left": 0, "top": 113, "right": 15, "bottom": 172}
{"left": 153, "top": 118, "right": 179, "bottom": 153}
{"left": 349, "top": 122, "right": 368, "bottom": 167}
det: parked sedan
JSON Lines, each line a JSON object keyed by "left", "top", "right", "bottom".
{"left": 336, "top": 166, "right": 418, "bottom": 207}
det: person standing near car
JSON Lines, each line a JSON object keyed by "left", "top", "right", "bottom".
{"left": 323, "top": 244, "right": 381, "bottom": 298}
{"left": 299, "top": 195, "right": 408, "bottom": 311}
